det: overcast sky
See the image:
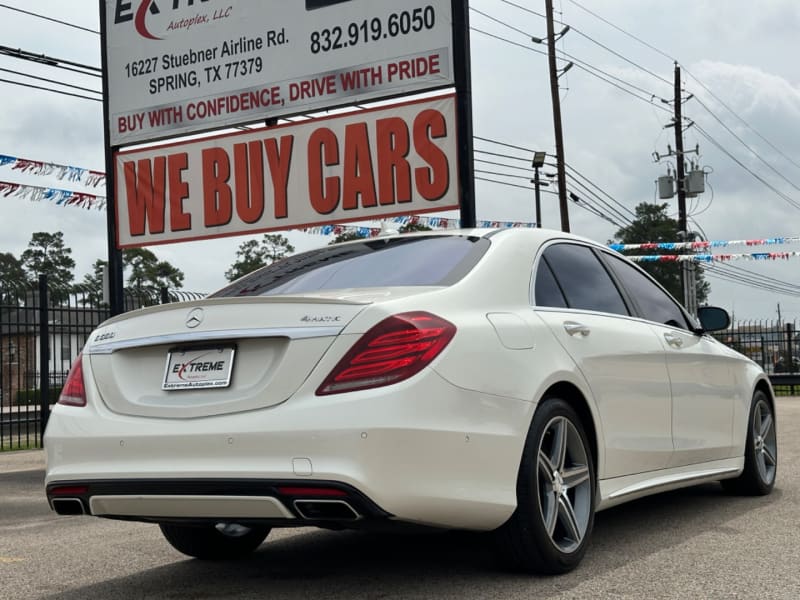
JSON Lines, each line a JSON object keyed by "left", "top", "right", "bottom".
{"left": 1, "top": 0, "right": 799, "bottom": 320}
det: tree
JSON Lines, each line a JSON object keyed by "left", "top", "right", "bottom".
{"left": 123, "top": 248, "right": 184, "bottom": 294}
{"left": 613, "top": 202, "right": 709, "bottom": 304}
{"left": 226, "top": 234, "right": 295, "bottom": 281}
{"left": 328, "top": 231, "right": 364, "bottom": 245}
{"left": 76, "top": 259, "right": 108, "bottom": 307}
{"left": 0, "top": 252, "right": 26, "bottom": 304}
{"left": 21, "top": 232, "right": 76, "bottom": 301}
{"left": 0, "top": 252, "right": 25, "bottom": 285}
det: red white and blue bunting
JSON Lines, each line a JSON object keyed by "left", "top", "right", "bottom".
{"left": 628, "top": 252, "right": 800, "bottom": 263}
{"left": 609, "top": 238, "right": 800, "bottom": 251}
{"left": 0, "top": 181, "right": 105, "bottom": 210}
{"left": 3, "top": 154, "right": 800, "bottom": 259}
{"left": 0, "top": 154, "right": 105, "bottom": 188}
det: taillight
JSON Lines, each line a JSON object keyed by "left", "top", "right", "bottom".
{"left": 316, "top": 311, "right": 456, "bottom": 395}
{"left": 58, "top": 353, "right": 87, "bottom": 407}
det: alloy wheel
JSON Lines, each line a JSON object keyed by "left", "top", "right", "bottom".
{"left": 753, "top": 398, "right": 777, "bottom": 486}
{"left": 536, "top": 416, "right": 592, "bottom": 554}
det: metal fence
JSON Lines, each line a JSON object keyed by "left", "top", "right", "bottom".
{"left": 1, "top": 283, "right": 797, "bottom": 450}
{"left": 710, "top": 320, "right": 798, "bottom": 375}
{"left": 0, "top": 276, "right": 205, "bottom": 450}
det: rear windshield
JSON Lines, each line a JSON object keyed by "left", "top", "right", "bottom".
{"left": 210, "top": 235, "right": 490, "bottom": 298}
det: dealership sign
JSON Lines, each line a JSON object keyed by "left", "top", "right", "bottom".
{"left": 106, "top": 0, "right": 455, "bottom": 145}
{"left": 114, "top": 95, "right": 459, "bottom": 248}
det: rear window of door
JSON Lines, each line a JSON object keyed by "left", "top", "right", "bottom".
{"left": 602, "top": 253, "right": 691, "bottom": 330}
{"left": 535, "top": 243, "right": 629, "bottom": 316}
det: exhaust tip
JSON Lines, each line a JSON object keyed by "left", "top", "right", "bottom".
{"left": 294, "top": 499, "right": 360, "bottom": 521}
{"left": 51, "top": 498, "right": 86, "bottom": 516}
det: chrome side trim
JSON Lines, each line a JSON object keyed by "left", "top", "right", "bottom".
{"left": 608, "top": 466, "right": 740, "bottom": 501}
{"left": 86, "top": 326, "right": 343, "bottom": 355}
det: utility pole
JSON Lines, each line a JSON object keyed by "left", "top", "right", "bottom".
{"left": 673, "top": 62, "right": 696, "bottom": 315}
{"left": 674, "top": 63, "right": 687, "bottom": 237}
{"left": 544, "top": 0, "right": 570, "bottom": 232}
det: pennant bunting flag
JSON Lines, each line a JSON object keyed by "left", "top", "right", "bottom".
{"left": 3, "top": 153, "right": 800, "bottom": 261}
{"left": 0, "top": 153, "right": 106, "bottom": 188}
{"left": 0, "top": 180, "right": 106, "bottom": 210}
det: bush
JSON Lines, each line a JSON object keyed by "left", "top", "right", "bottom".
{"left": 14, "top": 387, "right": 62, "bottom": 406}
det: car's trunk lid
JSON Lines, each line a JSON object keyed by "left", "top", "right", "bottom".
{"left": 85, "top": 295, "right": 372, "bottom": 419}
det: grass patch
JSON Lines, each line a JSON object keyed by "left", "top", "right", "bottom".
{"left": 772, "top": 385, "right": 800, "bottom": 397}
{"left": 0, "top": 441, "right": 40, "bottom": 452}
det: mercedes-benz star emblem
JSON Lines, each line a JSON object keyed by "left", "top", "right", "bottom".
{"left": 185, "top": 308, "right": 204, "bottom": 329}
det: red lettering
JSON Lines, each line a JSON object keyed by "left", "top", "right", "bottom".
{"left": 264, "top": 135, "right": 294, "bottom": 219}
{"left": 308, "top": 128, "right": 340, "bottom": 215}
{"left": 387, "top": 55, "right": 440, "bottom": 82}
{"left": 124, "top": 157, "right": 166, "bottom": 236}
{"left": 376, "top": 117, "right": 411, "bottom": 205}
{"left": 202, "top": 148, "right": 233, "bottom": 226}
{"left": 168, "top": 153, "right": 191, "bottom": 231}
{"left": 342, "top": 122, "right": 377, "bottom": 210}
{"left": 413, "top": 109, "right": 449, "bottom": 200}
{"left": 234, "top": 141, "right": 265, "bottom": 224}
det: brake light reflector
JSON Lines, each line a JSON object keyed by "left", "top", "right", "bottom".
{"left": 49, "top": 485, "right": 89, "bottom": 496}
{"left": 58, "top": 354, "right": 87, "bottom": 407}
{"left": 316, "top": 312, "right": 456, "bottom": 395}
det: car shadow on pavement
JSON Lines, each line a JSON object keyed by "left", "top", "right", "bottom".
{"left": 43, "top": 483, "right": 783, "bottom": 600}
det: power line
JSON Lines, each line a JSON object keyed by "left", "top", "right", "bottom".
{"left": 705, "top": 264, "right": 800, "bottom": 298}
{"left": 691, "top": 95, "right": 800, "bottom": 193}
{"left": 496, "top": 0, "right": 549, "bottom": 21}
{"left": 496, "top": 0, "right": 672, "bottom": 89}
{"left": 714, "top": 262, "right": 800, "bottom": 292}
{"left": 471, "top": 6, "right": 675, "bottom": 119}
{"left": 693, "top": 123, "right": 800, "bottom": 211}
{"left": 475, "top": 158, "right": 534, "bottom": 173}
{"left": 0, "top": 45, "right": 101, "bottom": 77}
{"left": 564, "top": 0, "right": 675, "bottom": 63}
{"left": 682, "top": 66, "right": 800, "bottom": 173}
{"left": 469, "top": 6, "right": 532, "bottom": 39}
{"left": 0, "top": 77, "right": 101, "bottom": 102}
{"left": 470, "top": 25, "right": 548, "bottom": 57}
{"left": 475, "top": 168, "right": 537, "bottom": 182}
{"left": 564, "top": 162, "right": 637, "bottom": 219}
{"left": 476, "top": 175, "right": 539, "bottom": 192}
{"left": 0, "top": 67, "right": 101, "bottom": 96}
{"left": 566, "top": 25, "right": 672, "bottom": 88}
{"left": 0, "top": 4, "right": 99, "bottom": 34}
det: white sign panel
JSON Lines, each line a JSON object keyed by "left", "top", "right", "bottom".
{"left": 114, "top": 95, "right": 460, "bottom": 248}
{"left": 106, "top": 0, "right": 455, "bottom": 145}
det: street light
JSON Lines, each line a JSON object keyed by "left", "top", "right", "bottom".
{"left": 531, "top": 152, "right": 548, "bottom": 228}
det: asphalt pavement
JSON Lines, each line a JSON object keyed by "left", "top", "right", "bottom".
{"left": 2, "top": 398, "right": 800, "bottom": 599}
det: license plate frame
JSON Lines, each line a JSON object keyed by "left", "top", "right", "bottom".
{"left": 162, "top": 345, "right": 236, "bottom": 391}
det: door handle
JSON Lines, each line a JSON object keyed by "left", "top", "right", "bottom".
{"left": 664, "top": 332, "right": 684, "bottom": 348}
{"left": 563, "top": 321, "right": 590, "bottom": 337}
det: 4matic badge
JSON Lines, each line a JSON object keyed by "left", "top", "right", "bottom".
{"left": 301, "top": 315, "right": 342, "bottom": 323}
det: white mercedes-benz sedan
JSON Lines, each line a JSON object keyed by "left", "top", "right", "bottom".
{"left": 44, "top": 228, "right": 777, "bottom": 573}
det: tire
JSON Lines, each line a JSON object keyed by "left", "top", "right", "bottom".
{"left": 159, "top": 523, "right": 271, "bottom": 560}
{"left": 496, "top": 397, "right": 595, "bottom": 574}
{"left": 722, "top": 389, "right": 777, "bottom": 496}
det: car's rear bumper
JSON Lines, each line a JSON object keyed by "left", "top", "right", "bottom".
{"left": 44, "top": 369, "right": 533, "bottom": 530}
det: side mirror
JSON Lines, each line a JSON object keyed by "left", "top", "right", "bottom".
{"left": 697, "top": 306, "right": 730, "bottom": 332}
